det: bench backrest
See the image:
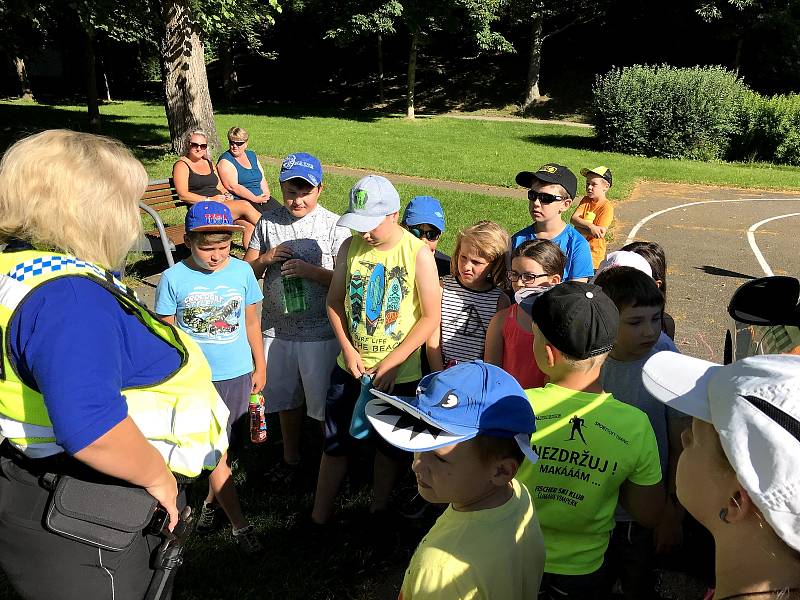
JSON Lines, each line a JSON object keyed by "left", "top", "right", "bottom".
{"left": 141, "top": 178, "right": 186, "bottom": 212}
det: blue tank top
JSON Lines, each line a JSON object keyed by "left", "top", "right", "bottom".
{"left": 218, "top": 150, "right": 263, "bottom": 197}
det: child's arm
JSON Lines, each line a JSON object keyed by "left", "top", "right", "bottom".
{"left": 326, "top": 238, "right": 364, "bottom": 378}
{"left": 619, "top": 480, "right": 665, "bottom": 529}
{"left": 244, "top": 243, "right": 293, "bottom": 280}
{"left": 370, "top": 248, "right": 441, "bottom": 392}
{"left": 424, "top": 282, "right": 445, "bottom": 373}
{"left": 245, "top": 302, "right": 266, "bottom": 393}
{"left": 483, "top": 308, "right": 508, "bottom": 367}
{"left": 653, "top": 415, "right": 689, "bottom": 553}
{"left": 571, "top": 204, "right": 607, "bottom": 239}
{"left": 159, "top": 314, "right": 176, "bottom": 325}
{"left": 280, "top": 259, "right": 334, "bottom": 287}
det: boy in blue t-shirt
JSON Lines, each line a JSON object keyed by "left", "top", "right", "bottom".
{"left": 155, "top": 201, "right": 265, "bottom": 554}
{"left": 511, "top": 163, "right": 593, "bottom": 281}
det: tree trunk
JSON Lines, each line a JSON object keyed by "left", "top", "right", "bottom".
{"left": 220, "top": 42, "right": 238, "bottom": 103}
{"left": 13, "top": 56, "right": 33, "bottom": 101}
{"left": 160, "top": 0, "right": 219, "bottom": 157}
{"left": 521, "top": 13, "right": 544, "bottom": 114}
{"left": 98, "top": 51, "right": 111, "bottom": 102}
{"left": 377, "top": 32, "right": 385, "bottom": 105}
{"left": 406, "top": 28, "right": 419, "bottom": 119}
{"left": 84, "top": 27, "right": 101, "bottom": 132}
{"left": 733, "top": 37, "right": 744, "bottom": 75}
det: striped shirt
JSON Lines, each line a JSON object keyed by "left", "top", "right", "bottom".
{"left": 440, "top": 275, "right": 503, "bottom": 364}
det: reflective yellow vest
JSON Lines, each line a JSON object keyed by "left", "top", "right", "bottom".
{"left": 0, "top": 250, "right": 229, "bottom": 477}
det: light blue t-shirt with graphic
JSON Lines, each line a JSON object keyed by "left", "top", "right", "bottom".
{"left": 155, "top": 257, "right": 263, "bottom": 381}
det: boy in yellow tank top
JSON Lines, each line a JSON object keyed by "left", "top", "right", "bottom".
{"left": 310, "top": 176, "right": 441, "bottom": 536}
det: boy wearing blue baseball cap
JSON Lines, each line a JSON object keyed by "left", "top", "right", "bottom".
{"left": 155, "top": 201, "right": 265, "bottom": 554}
{"left": 245, "top": 153, "right": 350, "bottom": 483}
{"left": 366, "top": 360, "right": 545, "bottom": 599}
{"left": 401, "top": 195, "right": 450, "bottom": 277}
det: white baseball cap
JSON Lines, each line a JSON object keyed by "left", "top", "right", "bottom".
{"left": 596, "top": 250, "right": 653, "bottom": 278}
{"left": 337, "top": 175, "right": 401, "bottom": 232}
{"left": 643, "top": 352, "right": 800, "bottom": 551}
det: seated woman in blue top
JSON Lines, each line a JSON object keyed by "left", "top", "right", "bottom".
{"left": 217, "top": 126, "right": 273, "bottom": 207}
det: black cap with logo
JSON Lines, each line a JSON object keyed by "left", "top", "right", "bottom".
{"left": 515, "top": 163, "right": 578, "bottom": 199}
{"left": 522, "top": 281, "right": 619, "bottom": 360}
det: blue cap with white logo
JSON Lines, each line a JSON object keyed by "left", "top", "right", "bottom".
{"left": 402, "top": 195, "right": 446, "bottom": 233}
{"left": 279, "top": 152, "right": 323, "bottom": 187}
{"left": 365, "top": 360, "right": 538, "bottom": 462}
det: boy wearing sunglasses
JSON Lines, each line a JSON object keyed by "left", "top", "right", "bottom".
{"left": 511, "top": 163, "right": 593, "bottom": 282}
{"left": 401, "top": 195, "right": 450, "bottom": 277}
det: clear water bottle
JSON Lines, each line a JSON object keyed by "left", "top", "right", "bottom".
{"left": 249, "top": 393, "right": 267, "bottom": 444}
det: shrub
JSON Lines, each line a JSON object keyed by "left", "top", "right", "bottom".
{"left": 592, "top": 65, "right": 750, "bottom": 160}
{"left": 730, "top": 92, "right": 800, "bottom": 166}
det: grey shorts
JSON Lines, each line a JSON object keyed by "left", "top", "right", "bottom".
{"left": 213, "top": 372, "right": 252, "bottom": 451}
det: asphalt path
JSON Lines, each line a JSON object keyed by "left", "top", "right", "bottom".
{"left": 613, "top": 182, "right": 800, "bottom": 362}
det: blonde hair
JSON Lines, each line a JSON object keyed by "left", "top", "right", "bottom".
{"left": 0, "top": 129, "right": 146, "bottom": 268}
{"left": 227, "top": 126, "right": 248, "bottom": 142}
{"left": 451, "top": 220, "right": 509, "bottom": 286}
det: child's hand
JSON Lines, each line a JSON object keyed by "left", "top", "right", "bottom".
{"left": 265, "top": 243, "right": 293, "bottom": 265}
{"left": 653, "top": 501, "right": 684, "bottom": 554}
{"left": 281, "top": 259, "right": 312, "bottom": 279}
{"left": 368, "top": 361, "right": 400, "bottom": 394}
{"left": 589, "top": 224, "right": 607, "bottom": 239}
{"left": 251, "top": 368, "right": 266, "bottom": 394}
{"left": 342, "top": 346, "right": 366, "bottom": 379}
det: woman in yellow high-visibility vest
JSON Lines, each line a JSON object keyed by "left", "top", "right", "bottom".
{"left": 0, "top": 130, "right": 228, "bottom": 600}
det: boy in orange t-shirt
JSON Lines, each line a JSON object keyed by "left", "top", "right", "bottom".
{"left": 571, "top": 166, "right": 614, "bottom": 269}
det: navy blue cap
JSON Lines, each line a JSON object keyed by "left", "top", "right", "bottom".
{"left": 365, "top": 361, "right": 538, "bottom": 462}
{"left": 278, "top": 152, "right": 323, "bottom": 187}
{"left": 402, "top": 195, "right": 446, "bottom": 233}
{"left": 185, "top": 201, "right": 244, "bottom": 233}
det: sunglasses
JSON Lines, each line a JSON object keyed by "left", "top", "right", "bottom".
{"left": 408, "top": 226, "right": 441, "bottom": 241}
{"left": 189, "top": 142, "right": 208, "bottom": 150}
{"left": 528, "top": 190, "right": 565, "bottom": 204}
{"left": 229, "top": 140, "right": 246, "bottom": 147}
{"left": 507, "top": 270, "right": 550, "bottom": 284}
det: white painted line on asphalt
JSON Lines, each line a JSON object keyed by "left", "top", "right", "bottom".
{"left": 746, "top": 213, "right": 800, "bottom": 277}
{"left": 624, "top": 198, "right": 800, "bottom": 245}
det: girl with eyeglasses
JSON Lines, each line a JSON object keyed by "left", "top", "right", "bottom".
{"left": 426, "top": 220, "right": 510, "bottom": 371}
{"left": 485, "top": 239, "right": 565, "bottom": 389}
{"left": 172, "top": 129, "right": 263, "bottom": 247}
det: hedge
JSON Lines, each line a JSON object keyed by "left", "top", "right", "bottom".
{"left": 591, "top": 64, "right": 800, "bottom": 165}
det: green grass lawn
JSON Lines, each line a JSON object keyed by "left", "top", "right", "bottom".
{"left": 3, "top": 99, "right": 800, "bottom": 204}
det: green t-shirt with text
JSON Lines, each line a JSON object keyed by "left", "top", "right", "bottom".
{"left": 516, "top": 384, "right": 661, "bottom": 575}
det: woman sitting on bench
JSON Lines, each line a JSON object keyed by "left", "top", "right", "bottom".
{"left": 172, "top": 129, "right": 262, "bottom": 248}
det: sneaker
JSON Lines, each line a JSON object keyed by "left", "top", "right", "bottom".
{"left": 195, "top": 502, "right": 222, "bottom": 534}
{"left": 233, "top": 524, "right": 263, "bottom": 555}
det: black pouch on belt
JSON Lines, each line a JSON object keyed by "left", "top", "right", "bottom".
{"left": 43, "top": 474, "right": 158, "bottom": 551}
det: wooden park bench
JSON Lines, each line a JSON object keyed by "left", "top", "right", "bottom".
{"left": 131, "top": 178, "right": 188, "bottom": 268}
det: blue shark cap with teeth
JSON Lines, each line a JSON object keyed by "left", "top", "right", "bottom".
{"left": 365, "top": 360, "right": 538, "bottom": 463}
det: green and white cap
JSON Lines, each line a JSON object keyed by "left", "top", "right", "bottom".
{"left": 337, "top": 175, "right": 401, "bottom": 232}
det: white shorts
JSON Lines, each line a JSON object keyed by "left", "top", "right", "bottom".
{"left": 262, "top": 336, "right": 340, "bottom": 421}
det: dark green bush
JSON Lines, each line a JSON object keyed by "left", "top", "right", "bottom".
{"left": 591, "top": 65, "right": 749, "bottom": 160}
{"left": 730, "top": 92, "right": 800, "bottom": 166}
